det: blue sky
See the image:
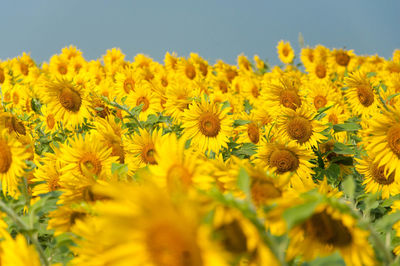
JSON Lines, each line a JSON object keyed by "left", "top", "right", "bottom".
{"left": 0, "top": 0, "right": 399, "bottom": 66}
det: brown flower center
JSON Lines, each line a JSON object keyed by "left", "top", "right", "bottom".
{"left": 12, "top": 92, "right": 19, "bottom": 105}
{"left": 123, "top": 78, "right": 135, "bottom": 94}
{"left": 226, "top": 69, "right": 237, "bottom": 82}
{"left": 0, "top": 68, "right": 5, "bottom": 84}
{"left": 282, "top": 47, "right": 290, "bottom": 57}
{"left": 251, "top": 85, "right": 260, "bottom": 98}
{"left": 315, "top": 64, "right": 327, "bottom": 79}
{"left": 141, "top": 143, "right": 157, "bottom": 165}
{"left": 335, "top": 52, "right": 351, "bottom": 67}
{"left": 46, "top": 114, "right": 56, "bottom": 129}
{"left": 59, "top": 86, "right": 82, "bottom": 112}
{"left": 313, "top": 95, "right": 327, "bottom": 110}
{"left": 58, "top": 64, "right": 68, "bottom": 75}
{"left": 356, "top": 86, "right": 374, "bottom": 107}
{"left": 20, "top": 62, "right": 29, "bottom": 76}
{"left": 185, "top": 64, "right": 196, "bottom": 80}
{"left": 218, "top": 81, "right": 228, "bottom": 93}
{"left": 48, "top": 176, "right": 60, "bottom": 191}
{"left": 78, "top": 153, "right": 102, "bottom": 176}
{"left": 287, "top": 117, "right": 313, "bottom": 143}
{"left": 269, "top": 149, "right": 299, "bottom": 173}
{"left": 328, "top": 113, "right": 339, "bottom": 125}
{"left": 198, "top": 112, "right": 221, "bottom": 137}
{"left": 387, "top": 124, "right": 400, "bottom": 156}
{"left": 247, "top": 123, "right": 260, "bottom": 144}
{"left": 0, "top": 140, "right": 12, "bottom": 173}
{"left": 280, "top": 90, "right": 301, "bottom": 110}
{"left": 199, "top": 62, "right": 208, "bottom": 77}
{"left": 251, "top": 179, "right": 281, "bottom": 206}
{"left": 217, "top": 220, "right": 247, "bottom": 254}
{"left": 11, "top": 116, "right": 26, "bottom": 136}
{"left": 146, "top": 222, "right": 202, "bottom": 266}
{"left": 69, "top": 211, "right": 86, "bottom": 226}
{"left": 304, "top": 210, "right": 352, "bottom": 247}
{"left": 136, "top": 96, "right": 150, "bottom": 111}
{"left": 371, "top": 163, "right": 395, "bottom": 185}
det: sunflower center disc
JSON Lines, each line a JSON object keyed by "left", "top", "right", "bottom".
{"left": 185, "top": 64, "right": 196, "bottom": 80}
{"left": 198, "top": 112, "right": 221, "bottom": 137}
{"left": 313, "top": 95, "right": 327, "bottom": 110}
{"left": 315, "top": 64, "right": 326, "bottom": 79}
{"left": 79, "top": 153, "right": 102, "bottom": 176}
{"left": 269, "top": 149, "right": 299, "bottom": 173}
{"left": 356, "top": 86, "right": 374, "bottom": 107}
{"left": 287, "top": 117, "right": 313, "bottom": 143}
{"left": 371, "top": 163, "right": 395, "bottom": 185}
{"left": 142, "top": 143, "right": 157, "bottom": 165}
{"left": 387, "top": 124, "right": 400, "bottom": 156}
{"left": 247, "top": 123, "right": 260, "bottom": 144}
{"left": 123, "top": 78, "right": 135, "bottom": 93}
{"left": 305, "top": 211, "right": 352, "bottom": 247}
{"left": 136, "top": 96, "right": 150, "bottom": 111}
{"left": 0, "top": 140, "right": 12, "bottom": 173}
{"left": 59, "top": 86, "right": 82, "bottom": 112}
{"left": 280, "top": 90, "right": 301, "bottom": 110}
{"left": 335, "top": 52, "right": 350, "bottom": 66}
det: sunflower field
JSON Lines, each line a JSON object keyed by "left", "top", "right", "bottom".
{"left": 0, "top": 41, "right": 400, "bottom": 265}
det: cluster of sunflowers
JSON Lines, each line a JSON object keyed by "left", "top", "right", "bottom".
{"left": 1, "top": 41, "right": 400, "bottom": 265}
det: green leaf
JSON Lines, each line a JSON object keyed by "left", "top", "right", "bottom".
{"left": 332, "top": 142, "right": 354, "bottom": 155}
{"left": 342, "top": 176, "right": 355, "bottom": 199}
{"left": 233, "top": 119, "right": 251, "bottom": 127}
{"left": 386, "top": 92, "right": 400, "bottom": 102}
{"left": 375, "top": 212, "right": 400, "bottom": 233}
{"left": 333, "top": 122, "right": 361, "bottom": 132}
{"left": 111, "top": 163, "right": 129, "bottom": 175}
{"left": 146, "top": 114, "right": 158, "bottom": 124}
{"left": 237, "top": 167, "right": 250, "bottom": 197}
{"left": 283, "top": 199, "right": 321, "bottom": 229}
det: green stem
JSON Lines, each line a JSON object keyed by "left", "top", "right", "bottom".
{"left": 0, "top": 200, "right": 49, "bottom": 266}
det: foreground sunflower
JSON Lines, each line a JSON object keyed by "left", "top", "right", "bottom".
{"left": 182, "top": 98, "right": 232, "bottom": 153}
{"left": 148, "top": 133, "right": 214, "bottom": 190}
{"left": 0, "top": 129, "right": 29, "bottom": 196}
{"left": 286, "top": 203, "right": 375, "bottom": 266}
{"left": 71, "top": 182, "right": 229, "bottom": 266}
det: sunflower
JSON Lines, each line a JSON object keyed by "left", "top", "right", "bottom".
{"left": 321, "top": 104, "right": 349, "bottom": 142}
{"left": 304, "top": 79, "right": 339, "bottom": 111}
{"left": 182, "top": 97, "right": 233, "bottom": 153}
{"left": 235, "top": 112, "right": 263, "bottom": 145}
{"left": 0, "top": 231, "right": 41, "bottom": 266}
{"left": 177, "top": 58, "right": 197, "bottom": 81}
{"left": 277, "top": 40, "right": 295, "bottom": 64}
{"left": 164, "top": 75, "right": 199, "bottom": 122}
{"left": 211, "top": 205, "right": 280, "bottom": 265}
{"left": 300, "top": 47, "right": 315, "bottom": 69}
{"left": 48, "top": 54, "right": 70, "bottom": 77}
{"left": 276, "top": 104, "right": 327, "bottom": 149}
{"left": 57, "top": 133, "right": 119, "bottom": 204}
{"left": 361, "top": 106, "right": 400, "bottom": 180}
{"left": 40, "top": 78, "right": 92, "bottom": 130}
{"left": 102, "top": 48, "right": 126, "bottom": 76}
{"left": 262, "top": 73, "right": 304, "bottom": 113}
{"left": 127, "top": 128, "right": 164, "bottom": 170}
{"left": 47, "top": 205, "right": 88, "bottom": 236}
{"left": 0, "top": 129, "right": 29, "bottom": 196}
{"left": 32, "top": 153, "right": 63, "bottom": 196}
{"left": 148, "top": 133, "right": 214, "bottom": 191}
{"left": 164, "top": 51, "right": 179, "bottom": 72}
{"left": 356, "top": 153, "right": 400, "bottom": 199}
{"left": 329, "top": 49, "right": 357, "bottom": 75}
{"left": 125, "top": 81, "right": 161, "bottom": 120}
{"left": 253, "top": 139, "right": 316, "bottom": 191}
{"left": 71, "top": 182, "right": 229, "bottom": 266}
{"left": 286, "top": 203, "right": 375, "bottom": 266}
{"left": 345, "top": 71, "right": 380, "bottom": 118}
